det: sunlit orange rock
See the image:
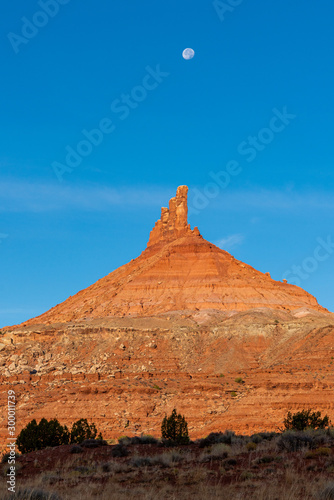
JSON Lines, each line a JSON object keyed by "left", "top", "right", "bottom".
{"left": 22, "top": 186, "right": 326, "bottom": 326}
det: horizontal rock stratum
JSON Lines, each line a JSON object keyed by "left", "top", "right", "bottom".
{"left": 21, "top": 185, "right": 326, "bottom": 326}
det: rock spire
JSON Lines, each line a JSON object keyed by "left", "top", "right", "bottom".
{"left": 147, "top": 185, "right": 200, "bottom": 247}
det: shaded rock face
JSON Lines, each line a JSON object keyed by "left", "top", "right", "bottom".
{"left": 18, "top": 185, "right": 326, "bottom": 326}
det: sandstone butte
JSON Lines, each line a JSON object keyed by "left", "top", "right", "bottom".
{"left": 0, "top": 185, "right": 333, "bottom": 445}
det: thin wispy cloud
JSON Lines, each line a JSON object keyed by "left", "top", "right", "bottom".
{"left": 215, "top": 233, "right": 245, "bottom": 251}
{"left": 0, "top": 181, "right": 173, "bottom": 213}
{"left": 0, "top": 180, "right": 333, "bottom": 214}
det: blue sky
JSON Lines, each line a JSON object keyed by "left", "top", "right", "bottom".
{"left": 1, "top": 0, "right": 334, "bottom": 327}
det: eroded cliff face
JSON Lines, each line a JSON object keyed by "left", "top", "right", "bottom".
{"left": 0, "top": 309, "right": 333, "bottom": 443}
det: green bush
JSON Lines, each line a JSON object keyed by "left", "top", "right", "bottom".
{"left": 16, "top": 417, "right": 103, "bottom": 454}
{"left": 283, "top": 409, "right": 330, "bottom": 431}
{"left": 16, "top": 418, "right": 70, "bottom": 454}
{"left": 198, "top": 430, "right": 236, "bottom": 448}
{"left": 70, "top": 418, "right": 99, "bottom": 444}
{"left": 161, "top": 409, "right": 189, "bottom": 445}
{"left": 235, "top": 377, "right": 244, "bottom": 384}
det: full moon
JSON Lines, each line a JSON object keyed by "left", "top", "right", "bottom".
{"left": 182, "top": 48, "right": 195, "bottom": 60}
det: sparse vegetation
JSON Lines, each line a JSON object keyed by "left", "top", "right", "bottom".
{"left": 305, "top": 447, "right": 331, "bottom": 458}
{"left": 161, "top": 409, "right": 189, "bottom": 445}
{"left": 69, "top": 445, "right": 83, "bottom": 454}
{"left": 1, "top": 422, "right": 334, "bottom": 500}
{"left": 246, "top": 442, "right": 257, "bottom": 451}
{"left": 16, "top": 418, "right": 70, "bottom": 454}
{"left": 5, "top": 408, "right": 334, "bottom": 500}
{"left": 70, "top": 418, "right": 100, "bottom": 444}
{"left": 234, "top": 377, "right": 244, "bottom": 384}
{"left": 111, "top": 444, "right": 129, "bottom": 457}
{"left": 119, "top": 434, "right": 158, "bottom": 445}
{"left": 16, "top": 418, "right": 104, "bottom": 454}
{"left": 283, "top": 409, "right": 331, "bottom": 431}
{"left": 200, "top": 443, "right": 229, "bottom": 461}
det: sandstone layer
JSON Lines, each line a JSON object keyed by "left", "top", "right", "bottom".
{"left": 0, "top": 309, "right": 333, "bottom": 444}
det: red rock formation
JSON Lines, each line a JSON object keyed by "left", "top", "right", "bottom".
{"left": 0, "top": 186, "right": 333, "bottom": 445}
{"left": 147, "top": 185, "right": 199, "bottom": 247}
{"left": 0, "top": 310, "right": 333, "bottom": 442}
{"left": 19, "top": 186, "right": 326, "bottom": 326}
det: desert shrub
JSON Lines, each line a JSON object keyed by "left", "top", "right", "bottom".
{"left": 240, "top": 470, "right": 254, "bottom": 480}
{"left": 70, "top": 418, "right": 99, "bottom": 444}
{"left": 118, "top": 436, "right": 131, "bottom": 445}
{"left": 246, "top": 442, "right": 257, "bottom": 451}
{"left": 130, "top": 450, "right": 183, "bottom": 468}
{"left": 119, "top": 434, "right": 158, "bottom": 445}
{"left": 276, "top": 430, "right": 315, "bottom": 452}
{"left": 319, "top": 482, "right": 334, "bottom": 500}
{"left": 231, "top": 391, "right": 237, "bottom": 398}
{"left": 80, "top": 438, "right": 106, "bottom": 449}
{"left": 258, "top": 432, "right": 277, "bottom": 441}
{"left": 235, "top": 377, "right": 244, "bottom": 384}
{"left": 111, "top": 444, "right": 129, "bottom": 457}
{"left": 16, "top": 419, "right": 70, "bottom": 454}
{"left": 73, "top": 465, "right": 92, "bottom": 475}
{"left": 130, "top": 456, "right": 152, "bottom": 467}
{"left": 283, "top": 409, "right": 330, "bottom": 431}
{"left": 251, "top": 434, "right": 263, "bottom": 444}
{"left": 305, "top": 447, "right": 331, "bottom": 459}
{"left": 200, "top": 443, "right": 229, "bottom": 462}
{"left": 1, "top": 451, "right": 20, "bottom": 463}
{"left": 327, "top": 428, "right": 334, "bottom": 439}
{"left": 158, "top": 438, "right": 178, "bottom": 447}
{"left": 100, "top": 462, "right": 111, "bottom": 472}
{"left": 256, "top": 455, "right": 275, "bottom": 464}
{"left": 136, "top": 434, "right": 158, "bottom": 444}
{"left": 198, "top": 430, "right": 236, "bottom": 448}
{"left": 223, "top": 457, "right": 237, "bottom": 467}
{"left": 69, "top": 445, "right": 83, "bottom": 454}
{"left": 161, "top": 409, "right": 189, "bottom": 445}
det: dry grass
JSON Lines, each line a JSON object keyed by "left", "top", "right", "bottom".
{"left": 1, "top": 476, "right": 333, "bottom": 500}
{"left": 1, "top": 429, "right": 333, "bottom": 500}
